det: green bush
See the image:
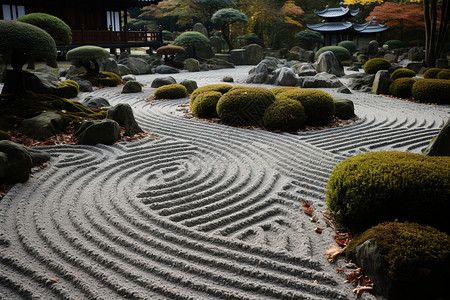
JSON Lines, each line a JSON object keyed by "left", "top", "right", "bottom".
{"left": 263, "top": 98, "right": 306, "bottom": 131}
{"left": 326, "top": 151, "right": 450, "bottom": 233}
{"left": 436, "top": 69, "right": 450, "bottom": 79}
{"left": 337, "top": 41, "right": 357, "bottom": 54}
{"left": 314, "top": 46, "right": 351, "bottom": 62}
{"left": 277, "top": 89, "right": 335, "bottom": 125}
{"left": 216, "top": 87, "right": 275, "bottom": 126}
{"left": 235, "top": 33, "right": 262, "bottom": 47}
{"left": 56, "top": 79, "right": 79, "bottom": 98}
{"left": 363, "top": 58, "right": 392, "bottom": 74}
{"left": 423, "top": 68, "right": 442, "bottom": 79}
{"left": 154, "top": 84, "right": 188, "bottom": 99}
{"left": 190, "top": 84, "right": 233, "bottom": 105}
{"left": 390, "top": 68, "right": 416, "bottom": 80}
{"left": 411, "top": 79, "right": 450, "bottom": 104}
{"left": 270, "top": 87, "right": 300, "bottom": 95}
{"left": 77, "top": 71, "right": 122, "bottom": 87}
{"left": 294, "top": 29, "right": 323, "bottom": 50}
{"left": 347, "top": 222, "right": 450, "bottom": 300}
{"left": 384, "top": 39, "right": 404, "bottom": 49}
{"left": 162, "top": 30, "right": 174, "bottom": 41}
{"left": 122, "top": 80, "right": 143, "bottom": 93}
{"left": 389, "top": 78, "right": 416, "bottom": 98}
{"left": 190, "top": 91, "right": 222, "bottom": 118}
{"left": 17, "top": 13, "right": 72, "bottom": 44}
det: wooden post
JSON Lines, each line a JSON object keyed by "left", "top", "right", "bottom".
{"left": 123, "top": 9, "right": 128, "bottom": 44}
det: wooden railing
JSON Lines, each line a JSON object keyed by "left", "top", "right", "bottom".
{"left": 71, "top": 29, "right": 162, "bottom": 45}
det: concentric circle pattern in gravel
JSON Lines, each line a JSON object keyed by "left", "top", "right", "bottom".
{"left": 1, "top": 66, "right": 449, "bottom": 299}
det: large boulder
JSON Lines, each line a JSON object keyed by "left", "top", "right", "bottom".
{"left": 258, "top": 57, "right": 279, "bottom": 72}
{"left": 2, "top": 70, "right": 58, "bottom": 95}
{"left": 21, "top": 111, "right": 64, "bottom": 140}
{"left": 70, "top": 76, "right": 93, "bottom": 92}
{"left": 155, "top": 65, "right": 180, "bottom": 74}
{"left": 65, "top": 65, "right": 86, "bottom": 79}
{"left": 101, "top": 58, "right": 120, "bottom": 76}
{"left": 0, "top": 140, "right": 32, "bottom": 183}
{"left": 193, "top": 23, "right": 208, "bottom": 37}
{"left": 346, "top": 73, "right": 375, "bottom": 90}
{"left": 406, "top": 62, "right": 423, "bottom": 74}
{"left": 243, "top": 44, "right": 265, "bottom": 65}
{"left": 107, "top": 103, "right": 143, "bottom": 136}
{"left": 127, "top": 57, "right": 151, "bottom": 75}
{"left": 184, "top": 58, "right": 201, "bottom": 72}
{"left": 151, "top": 76, "right": 177, "bottom": 88}
{"left": 210, "top": 36, "right": 223, "bottom": 53}
{"left": 298, "top": 64, "right": 316, "bottom": 76}
{"left": 301, "top": 72, "right": 344, "bottom": 88}
{"left": 122, "top": 74, "right": 136, "bottom": 82}
{"left": 179, "top": 79, "right": 198, "bottom": 94}
{"left": 246, "top": 62, "right": 269, "bottom": 84}
{"left": 314, "top": 51, "right": 345, "bottom": 77}
{"left": 117, "top": 51, "right": 130, "bottom": 64}
{"left": 206, "top": 58, "right": 235, "bottom": 70}
{"left": 334, "top": 98, "right": 355, "bottom": 120}
{"left": 368, "top": 40, "right": 379, "bottom": 58}
{"left": 82, "top": 96, "right": 110, "bottom": 108}
{"left": 77, "top": 119, "right": 121, "bottom": 145}
{"left": 274, "top": 67, "right": 299, "bottom": 86}
{"left": 423, "top": 118, "right": 450, "bottom": 156}
{"left": 372, "top": 70, "right": 392, "bottom": 95}
{"left": 229, "top": 49, "right": 246, "bottom": 65}
{"left": 117, "top": 64, "right": 132, "bottom": 76}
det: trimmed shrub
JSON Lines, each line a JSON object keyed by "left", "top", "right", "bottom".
{"left": 437, "top": 69, "right": 450, "bottom": 79}
{"left": 364, "top": 58, "right": 391, "bottom": 74}
{"left": 314, "top": 46, "right": 351, "bottom": 62}
{"left": 56, "top": 79, "right": 79, "bottom": 98}
{"left": 191, "top": 91, "right": 222, "bottom": 118}
{"left": 154, "top": 84, "right": 188, "bottom": 99}
{"left": 423, "top": 68, "right": 442, "bottom": 79}
{"left": 411, "top": 79, "right": 450, "bottom": 104}
{"left": 190, "top": 84, "right": 233, "bottom": 105}
{"left": 384, "top": 39, "right": 404, "bottom": 49}
{"left": 390, "top": 68, "right": 416, "bottom": 80}
{"left": 347, "top": 222, "right": 450, "bottom": 300}
{"left": 122, "top": 80, "right": 143, "bottom": 93}
{"left": 77, "top": 71, "right": 122, "bottom": 87}
{"left": 216, "top": 87, "right": 275, "bottom": 126}
{"left": 235, "top": 33, "right": 262, "bottom": 47}
{"left": 162, "top": 30, "right": 174, "bottom": 41}
{"left": 277, "top": 89, "right": 335, "bottom": 125}
{"left": 294, "top": 29, "right": 323, "bottom": 50}
{"left": 263, "top": 98, "right": 306, "bottom": 131}
{"left": 389, "top": 78, "right": 416, "bottom": 98}
{"left": 337, "top": 40, "right": 357, "bottom": 54}
{"left": 270, "top": 87, "right": 300, "bottom": 95}
{"left": 326, "top": 151, "right": 450, "bottom": 233}
{"left": 17, "top": 12, "right": 72, "bottom": 44}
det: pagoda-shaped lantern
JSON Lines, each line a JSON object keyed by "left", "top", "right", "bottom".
{"left": 307, "top": 2, "right": 388, "bottom": 50}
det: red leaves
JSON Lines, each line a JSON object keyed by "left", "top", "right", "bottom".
{"left": 345, "top": 267, "right": 374, "bottom": 298}
{"left": 334, "top": 232, "right": 351, "bottom": 247}
{"left": 302, "top": 201, "right": 315, "bottom": 216}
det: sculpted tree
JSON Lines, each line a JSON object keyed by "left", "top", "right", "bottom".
{"left": 17, "top": 13, "right": 72, "bottom": 45}
{"left": 173, "top": 31, "right": 210, "bottom": 57}
{"left": 295, "top": 29, "right": 323, "bottom": 50}
{"left": 211, "top": 8, "right": 248, "bottom": 51}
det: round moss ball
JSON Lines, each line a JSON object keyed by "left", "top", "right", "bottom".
{"left": 337, "top": 40, "right": 357, "bottom": 54}
{"left": 154, "top": 84, "right": 188, "bottom": 99}
{"left": 263, "top": 98, "right": 306, "bottom": 131}
{"left": 314, "top": 46, "right": 351, "bottom": 62}
{"left": 390, "top": 68, "right": 416, "bottom": 80}
{"left": 436, "top": 69, "right": 450, "bottom": 80}
{"left": 216, "top": 87, "right": 275, "bottom": 126}
{"left": 278, "top": 89, "right": 335, "bottom": 125}
{"left": 190, "top": 84, "right": 233, "bottom": 106}
{"left": 326, "top": 151, "right": 450, "bottom": 233}
{"left": 56, "top": 79, "right": 80, "bottom": 98}
{"left": 389, "top": 78, "right": 416, "bottom": 98}
{"left": 270, "top": 86, "right": 300, "bottom": 96}
{"left": 191, "top": 91, "right": 222, "bottom": 118}
{"left": 411, "top": 79, "right": 450, "bottom": 104}
{"left": 78, "top": 71, "right": 122, "bottom": 87}
{"left": 122, "top": 80, "right": 143, "bottom": 93}
{"left": 364, "top": 58, "right": 392, "bottom": 74}
{"left": 423, "top": 68, "right": 442, "bottom": 79}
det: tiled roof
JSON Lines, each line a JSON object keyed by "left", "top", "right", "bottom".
{"left": 314, "top": 3, "right": 359, "bottom": 18}
{"left": 307, "top": 21, "right": 353, "bottom": 32}
{"left": 353, "top": 16, "right": 389, "bottom": 33}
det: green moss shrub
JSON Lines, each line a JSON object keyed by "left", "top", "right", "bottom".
{"left": 411, "top": 79, "right": 450, "bottom": 104}
{"left": 347, "top": 222, "right": 450, "bottom": 300}
{"left": 122, "top": 80, "right": 143, "bottom": 93}
{"left": 269, "top": 87, "right": 300, "bottom": 95}
{"left": 363, "top": 58, "right": 391, "bottom": 74}
{"left": 423, "top": 68, "right": 442, "bottom": 79}
{"left": 390, "top": 68, "right": 416, "bottom": 80}
{"left": 314, "top": 46, "right": 351, "bottom": 62}
{"left": 294, "top": 29, "right": 323, "bottom": 50}
{"left": 154, "top": 84, "right": 188, "bottom": 99}
{"left": 56, "top": 79, "right": 79, "bottom": 98}
{"left": 190, "top": 84, "right": 233, "bottom": 105}
{"left": 17, "top": 13, "right": 72, "bottom": 44}
{"left": 77, "top": 71, "right": 122, "bottom": 87}
{"left": 337, "top": 41, "right": 357, "bottom": 54}
{"left": 190, "top": 91, "right": 222, "bottom": 118}
{"left": 263, "top": 98, "right": 306, "bottom": 131}
{"left": 436, "top": 69, "right": 450, "bottom": 80}
{"left": 216, "top": 87, "right": 275, "bottom": 126}
{"left": 277, "top": 89, "right": 335, "bottom": 125}
{"left": 326, "top": 151, "right": 450, "bottom": 233}
{"left": 388, "top": 78, "right": 416, "bottom": 98}
{"left": 384, "top": 39, "right": 404, "bottom": 49}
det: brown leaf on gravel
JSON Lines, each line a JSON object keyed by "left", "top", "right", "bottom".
{"left": 303, "top": 205, "right": 314, "bottom": 216}
{"left": 302, "top": 202, "right": 310, "bottom": 208}
{"left": 336, "top": 267, "right": 345, "bottom": 272}
{"left": 325, "top": 245, "right": 345, "bottom": 263}
{"left": 314, "top": 227, "right": 323, "bottom": 233}
{"left": 353, "top": 285, "right": 373, "bottom": 298}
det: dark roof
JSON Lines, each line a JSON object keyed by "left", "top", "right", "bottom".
{"left": 307, "top": 21, "right": 353, "bottom": 32}
{"left": 314, "top": 2, "right": 359, "bottom": 19}
{"left": 307, "top": 16, "right": 389, "bottom": 34}
{"left": 353, "top": 16, "right": 389, "bottom": 33}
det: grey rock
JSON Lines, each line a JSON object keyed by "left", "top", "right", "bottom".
{"left": 70, "top": 77, "right": 93, "bottom": 92}
{"left": 180, "top": 79, "right": 198, "bottom": 94}
{"left": 230, "top": 49, "right": 246, "bottom": 65}
{"left": 21, "top": 111, "right": 64, "bottom": 140}
{"left": 206, "top": 58, "right": 235, "bottom": 70}
{"left": 210, "top": 36, "right": 223, "bottom": 53}
{"left": 246, "top": 62, "right": 268, "bottom": 84}
{"left": 28, "top": 149, "right": 51, "bottom": 166}
{"left": 77, "top": 119, "right": 121, "bottom": 145}
{"left": 337, "top": 86, "right": 352, "bottom": 94}
{"left": 118, "top": 51, "right": 130, "bottom": 64}
{"left": 2, "top": 70, "right": 59, "bottom": 95}
{"left": 122, "top": 80, "right": 143, "bottom": 93}
{"left": 302, "top": 72, "right": 343, "bottom": 88}
{"left": 222, "top": 76, "right": 234, "bottom": 82}
{"left": 347, "top": 64, "right": 360, "bottom": 72}
{"left": 314, "top": 51, "right": 345, "bottom": 77}
{"left": 184, "top": 58, "right": 201, "bottom": 72}
{"left": 274, "top": 67, "right": 299, "bottom": 86}
{"left": 118, "top": 64, "right": 132, "bottom": 76}
{"left": 107, "top": 103, "right": 143, "bottom": 136}
{"left": 66, "top": 65, "right": 86, "bottom": 79}
{"left": 383, "top": 53, "right": 397, "bottom": 63}
{"left": 408, "top": 47, "right": 424, "bottom": 61}
{"left": 101, "top": 58, "right": 120, "bottom": 76}
{"left": 83, "top": 96, "right": 110, "bottom": 108}
{"left": 243, "top": 44, "right": 265, "bottom": 65}
{"left": 201, "top": 63, "right": 209, "bottom": 71}
{"left": 368, "top": 40, "right": 379, "bottom": 57}
{"left": 347, "top": 73, "right": 375, "bottom": 90}
{"left": 334, "top": 98, "right": 355, "bottom": 119}
{"left": 258, "top": 57, "right": 279, "bottom": 72}
{"left": 127, "top": 57, "right": 150, "bottom": 75}
{"left": 151, "top": 76, "right": 177, "bottom": 88}
{"left": 360, "top": 86, "right": 373, "bottom": 93}
{"left": 122, "top": 74, "right": 136, "bottom": 82}
{"left": 406, "top": 62, "right": 423, "bottom": 74}
{"left": 0, "top": 140, "right": 32, "bottom": 183}
{"left": 155, "top": 65, "right": 180, "bottom": 74}
{"left": 423, "top": 118, "right": 450, "bottom": 156}
{"left": 372, "top": 70, "right": 392, "bottom": 95}
{"left": 298, "top": 64, "right": 316, "bottom": 76}
{"left": 193, "top": 23, "right": 208, "bottom": 37}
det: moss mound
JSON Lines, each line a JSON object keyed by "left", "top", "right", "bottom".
{"left": 314, "top": 46, "right": 351, "bottom": 62}
{"left": 277, "top": 89, "right": 335, "bottom": 125}
{"left": 216, "top": 87, "right": 275, "bottom": 126}
{"left": 436, "top": 69, "right": 450, "bottom": 80}
{"left": 122, "top": 80, "right": 143, "bottom": 93}
{"left": 423, "top": 68, "right": 442, "bottom": 79}
{"left": 326, "top": 151, "right": 450, "bottom": 233}
{"left": 190, "top": 84, "right": 233, "bottom": 106}
{"left": 76, "top": 71, "right": 122, "bottom": 87}
{"left": 337, "top": 41, "right": 357, "bottom": 54}
{"left": 384, "top": 39, "right": 404, "bottom": 49}
{"left": 269, "top": 86, "right": 300, "bottom": 95}
{"left": 390, "top": 68, "right": 416, "bottom": 80}
{"left": 154, "top": 84, "right": 188, "bottom": 99}
{"left": 411, "top": 79, "right": 450, "bottom": 104}
{"left": 347, "top": 222, "right": 450, "bottom": 299}
{"left": 263, "top": 98, "right": 306, "bottom": 131}
{"left": 389, "top": 78, "right": 416, "bottom": 98}
{"left": 191, "top": 91, "right": 222, "bottom": 118}
{"left": 56, "top": 80, "right": 79, "bottom": 98}
{"left": 364, "top": 58, "right": 391, "bottom": 74}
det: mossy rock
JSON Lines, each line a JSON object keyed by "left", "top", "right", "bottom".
{"left": 269, "top": 86, "right": 300, "bottom": 96}
{"left": 122, "top": 80, "right": 142, "bottom": 93}
{"left": 66, "top": 45, "right": 110, "bottom": 61}
{"left": 384, "top": 39, "right": 404, "bottom": 49}
{"left": 56, "top": 79, "right": 79, "bottom": 98}
{"left": 326, "top": 151, "right": 450, "bottom": 233}
{"left": 216, "top": 87, "right": 275, "bottom": 126}
{"left": 263, "top": 98, "right": 306, "bottom": 131}
{"left": 314, "top": 46, "right": 351, "bottom": 62}
{"left": 190, "top": 84, "right": 233, "bottom": 106}
{"left": 191, "top": 91, "right": 222, "bottom": 118}
{"left": 333, "top": 98, "right": 355, "bottom": 120}
{"left": 411, "top": 79, "right": 450, "bottom": 104}
{"left": 75, "top": 71, "right": 122, "bottom": 87}
{"left": 389, "top": 78, "right": 416, "bottom": 98}
{"left": 277, "top": 89, "right": 335, "bottom": 125}
{"left": 364, "top": 58, "right": 392, "bottom": 74}
{"left": 347, "top": 222, "right": 450, "bottom": 300}
{"left": 337, "top": 41, "right": 357, "bottom": 54}
{"left": 154, "top": 84, "right": 188, "bottom": 99}
{"left": 436, "top": 69, "right": 450, "bottom": 80}
{"left": 390, "top": 68, "right": 416, "bottom": 80}
{"left": 423, "top": 68, "right": 442, "bottom": 79}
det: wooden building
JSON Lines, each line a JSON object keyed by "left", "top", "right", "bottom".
{"left": 0, "top": 0, "right": 164, "bottom": 50}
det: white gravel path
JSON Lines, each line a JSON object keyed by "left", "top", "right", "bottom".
{"left": 0, "top": 66, "right": 449, "bottom": 299}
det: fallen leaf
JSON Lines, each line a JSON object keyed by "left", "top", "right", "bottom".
{"left": 353, "top": 285, "right": 373, "bottom": 298}
{"left": 336, "top": 268, "right": 345, "bottom": 272}
{"left": 325, "top": 245, "right": 345, "bottom": 263}
{"left": 49, "top": 278, "right": 59, "bottom": 283}
{"left": 302, "top": 202, "right": 310, "bottom": 208}
{"left": 303, "top": 206, "right": 314, "bottom": 216}
{"left": 314, "top": 227, "right": 323, "bottom": 233}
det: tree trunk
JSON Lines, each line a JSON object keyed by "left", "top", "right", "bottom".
{"left": 222, "top": 23, "right": 233, "bottom": 51}
{"left": 424, "top": 0, "right": 450, "bottom": 67}
{"left": 1, "top": 50, "right": 27, "bottom": 95}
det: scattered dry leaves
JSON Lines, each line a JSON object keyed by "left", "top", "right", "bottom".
{"left": 325, "top": 244, "right": 346, "bottom": 263}
{"left": 345, "top": 268, "right": 374, "bottom": 298}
